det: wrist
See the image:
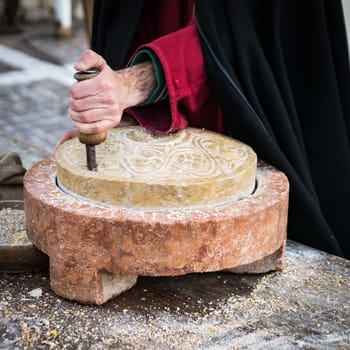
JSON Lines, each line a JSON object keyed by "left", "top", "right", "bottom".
{"left": 129, "top": 48, "right": 168, "bottom": 106}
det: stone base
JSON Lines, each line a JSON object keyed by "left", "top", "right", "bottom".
{"left": 227, "top": 241, "right": 286, "bottom": 274}
{"left": 50, "top": 255, "right": 138, "bottom": 305}
{"left": 24, "top": 157, "right": 289, "bottom": 304}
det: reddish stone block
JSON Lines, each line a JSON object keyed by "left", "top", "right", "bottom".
{"left": 24, "top": 157, "right": 289, "bottom": 304}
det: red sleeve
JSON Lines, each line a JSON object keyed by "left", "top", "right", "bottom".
{"left": 126, "top": 20, "right": 225, "bottom": 135}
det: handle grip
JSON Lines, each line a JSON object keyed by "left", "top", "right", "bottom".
{"left": 74, "top": 69, "right": 107, "bottom": 145}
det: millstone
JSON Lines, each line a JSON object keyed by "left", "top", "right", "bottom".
{"left": 55, "top": 126, "right": 257, "bottom": 209}
{"left": 23, "top": 127, "right": 289, "bottom": 305}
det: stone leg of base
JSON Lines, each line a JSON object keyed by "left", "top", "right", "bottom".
{"left": 226, "top": 241, "right": 286, "bottom": 274}
{"left": 50, "top": 258, "right": 138, "bottom": 305}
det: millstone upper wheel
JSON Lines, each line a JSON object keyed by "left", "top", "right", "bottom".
{"left": 55, "top": 126, "right": 257, "bottom": 210}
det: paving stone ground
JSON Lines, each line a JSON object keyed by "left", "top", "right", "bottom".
{"left": 0, "top": 80, "right": 72, "bottom": 151}
{"left": 0, "top": 22, "right": 88, "bottom": 166}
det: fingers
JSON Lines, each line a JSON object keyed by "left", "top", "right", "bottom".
{"left": 74, "top": 49, "right": 106, "bottom": 72}
{"left": 70, "top": 91, "right": 123, "bottom": 130}
{"left": 70, "top": 103, "right": 122, "bottom": 134}
{"left": 69, "top": 85, "right": 116, "bottom": 110}
{"left": 69, "top": 94, "right": 103, "bottom": 113}
{"left": 70, "top": 63, "right": 118, "bottom": 101}
{"left": 70, "top": 74, "right": 104, "bottom": 100}
{"left": 70, "top": 106, "right": 118, "bottom": 124}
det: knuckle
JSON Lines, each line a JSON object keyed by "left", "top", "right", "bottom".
{"left": 90, "top": 124, "right": 104, "bottom": 134}
{"left": 69, "top": 86, "right": 78, "bottom": 99}
{"left": 79, "top": 111, "right": 90, "bottom": 123}
{"left": 69, "top": 98, "right": 80, "bottom": 111}
{"left": 103, "top": 92, "right": 115, "bottom": 105}
{"left": 99, "top": 79, "right": 110, "bottom": 91}
{"left": 84, "top": 49, "right": 96, "bottom": 60}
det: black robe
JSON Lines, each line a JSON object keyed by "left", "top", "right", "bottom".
{"left": 92, "top": 0, "right": 350, "bottom": 259}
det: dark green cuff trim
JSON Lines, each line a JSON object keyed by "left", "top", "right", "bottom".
{"left": 129, "top": 48, "right": 167, "bottom": 106}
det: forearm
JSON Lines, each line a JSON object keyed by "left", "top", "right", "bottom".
{"left": 115, "top": 61, "right": 156, "bottom": 108}
{"left": 126, "top": 21, "right": 224, "bottom": 135}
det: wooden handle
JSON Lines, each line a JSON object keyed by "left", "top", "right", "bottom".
{"left": 78, "top": 132, "right": 106, "bottom": 145}
{"left": 74, "top": 69, "right": 107, "bottom": 145}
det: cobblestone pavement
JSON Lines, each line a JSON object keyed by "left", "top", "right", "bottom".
{"left": 0, "top": 22, "right": 88, "bottom": 168}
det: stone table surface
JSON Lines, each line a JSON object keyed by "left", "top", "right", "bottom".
{"left": 0, "top": 240, "right": 349, "bottom": 350}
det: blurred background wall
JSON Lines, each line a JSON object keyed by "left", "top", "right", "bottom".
{"left": 0, "top": 0, "right": 349, "bottom": 52}
{"left": 0, "top": 0, "right": 92, "bottom": 39}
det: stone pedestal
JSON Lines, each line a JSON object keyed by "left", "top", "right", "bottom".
{"left": 24, "top": 127, "right": 289, "bottom": 304}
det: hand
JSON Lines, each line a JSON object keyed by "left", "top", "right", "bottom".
{"left": 69, "top": 50, "right": 126, "bottom": 135}
{"left": 69, "top": 49, "right": 155, "bottom": 135}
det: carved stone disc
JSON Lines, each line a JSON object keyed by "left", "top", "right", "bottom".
{"left": 55, "top": 126, "right": 257, "bottom": 209}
